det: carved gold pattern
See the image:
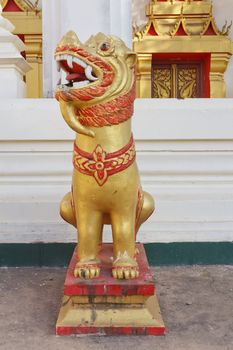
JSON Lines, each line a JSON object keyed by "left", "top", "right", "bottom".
{"left": 152, "top": 66, "right": 171, "bottom": 98}
{"left": 152, "top": 63, "right": 199, "bottom": 98}
{"left": 178, "top": 67, "right": 197, "bottom": 98}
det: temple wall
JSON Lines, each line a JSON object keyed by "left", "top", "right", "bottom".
{"left": 1, "top": 99, "right": 233, "bottom": 244}
{"left": 132, "top": 0, "right": 233, "bottom": 98}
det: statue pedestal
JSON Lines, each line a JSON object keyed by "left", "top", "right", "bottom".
{"left": 56, "top": 243, "right": 165, "bottom": 336}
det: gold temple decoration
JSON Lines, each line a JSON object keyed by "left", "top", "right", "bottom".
{"left": 1, "top": 0, "right": 42, "bottom": 98}
{"left": 152, "top": 61, "right": 201, "bottom": 98}
{"left": 0, "top": 0, "right": 37, "bottom": 11}
{"left": 133, "top": 0, "right": 233, "bottom": 98}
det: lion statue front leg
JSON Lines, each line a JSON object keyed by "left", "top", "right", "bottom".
{"left": 74, "top": 207, "right": 102, "bottom": 279}
{"left": 60, "top": 192, "right": 102, "bottom": 278}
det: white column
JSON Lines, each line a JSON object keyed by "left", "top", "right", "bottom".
{"left": 42, "top": 0, "right": 62, "bottom": 97}
{"left": 42, "top": 0, "right": 132, "bottom": 98}
{"left": 0, "top": 5, "right": 31, "bottom": 98}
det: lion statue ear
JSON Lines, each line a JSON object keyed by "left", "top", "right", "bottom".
{"left": 126, "top": 52, "right": 137, "bottom": 68}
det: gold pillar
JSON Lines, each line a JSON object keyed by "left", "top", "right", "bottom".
{"left": 2, "top": 9, "right": 42, "bottom": 98}
{"left": 24, "top": 34, "right": 43, "bottom": 98}
{"left": 136, "top": 54, "right": 152, "bottom": 98}
{"left": 210, "top": 53, "right": 231, "bottom": 98}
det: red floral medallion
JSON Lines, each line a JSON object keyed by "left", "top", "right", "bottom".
{"left": 73, "top": 135, "right": 136, "bottom": 186}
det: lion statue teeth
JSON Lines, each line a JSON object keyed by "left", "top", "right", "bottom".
{"left": 55, "top": 31, "right": 155, "bottom": 279}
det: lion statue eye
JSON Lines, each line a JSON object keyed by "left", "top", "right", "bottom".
{"left": 100, "top": 42, "right": 111, "bottom": 51}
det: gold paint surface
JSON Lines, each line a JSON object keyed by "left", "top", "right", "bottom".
{"left": 68, "top": 295, "right": 149, "bottom": 305}
{"left": 0, "top": 0, "right": 8, "bottom": 8}
{"left": 24, "top": 34, "right": 43, "bottom": 98}
{"left": 2, "top": 12, "right": 42, "bottom": 35}
{"left": 56, "top": 295, "right": 165, "bottom": 328}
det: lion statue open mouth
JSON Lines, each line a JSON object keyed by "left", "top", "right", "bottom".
{"left": 55, "top": 31, "right": 155, "bottom": 279}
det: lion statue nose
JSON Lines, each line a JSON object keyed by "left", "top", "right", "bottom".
{"left": 57, "top": 31, "right": 82, "bottom": 49}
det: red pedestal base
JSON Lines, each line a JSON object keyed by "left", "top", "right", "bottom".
{"left": 56, "top": 243, "right": 166, "bottom": 336}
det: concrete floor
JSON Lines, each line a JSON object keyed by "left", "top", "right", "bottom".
{"left": 0, "top": 266, "right": 232, "bottom": 350}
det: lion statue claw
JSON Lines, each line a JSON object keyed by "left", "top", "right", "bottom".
{"left": 55, "top": 31, "right": 154, "bottom": 279}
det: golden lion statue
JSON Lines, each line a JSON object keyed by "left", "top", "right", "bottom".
{"left": 55, "top": 31, "right": 154, "bottom": 279}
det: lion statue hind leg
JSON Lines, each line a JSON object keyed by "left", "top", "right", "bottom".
{"left": 135, "top": 191, "right": 155, "bottom": 234}
{"left": 60, "top": 192, "right": 77, "bottom": 227}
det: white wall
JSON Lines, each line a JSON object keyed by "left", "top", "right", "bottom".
{"left": 1, "top": 99, "right": 233, "bottom": 243}
{"left": 132, "top": 0, "right": 233, "bottom": 97}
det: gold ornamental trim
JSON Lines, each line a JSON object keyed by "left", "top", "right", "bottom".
{"left": 0, "top": 0, "right": 8, "bottom": 9}
{"left": 147, "top": 1, "right": 212, "bottom": 17}
{"left": 0, "top": 0, "right": 37, "bottom": 12}
{"left": 134, "top": 36, "right": 233, "bottom": 54}
{"left": 134, "top": 0, "right": 230, "bottom": 39}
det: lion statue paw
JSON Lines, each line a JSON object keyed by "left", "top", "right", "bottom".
{"left": 112, "top": 253, "right": 139, "bottom": 279}
{"left": 74, "top": 260, "right": 100, "bottom": 279}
